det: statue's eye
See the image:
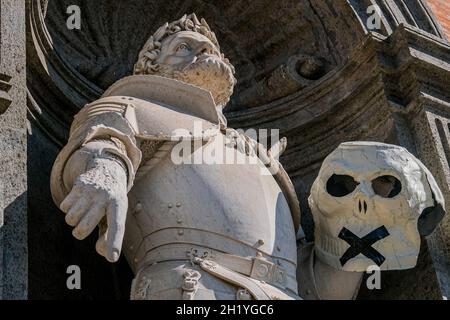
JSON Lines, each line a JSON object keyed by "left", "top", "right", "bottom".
{"left": 326, "top": 174, "right": 359, "bottom": 197}
{"left": 176, "top": 43, "right": 191, "bottom": 53}
{"left": 372, "top": 175, "right": 401, "bottom": 198}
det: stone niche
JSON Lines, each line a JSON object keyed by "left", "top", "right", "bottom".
{"left": 27, "top": 0, "right": 450, "bottom": 299}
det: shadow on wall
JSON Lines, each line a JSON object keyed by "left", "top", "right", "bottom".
{"left": 1, "top": 192, "right": 27, "bottom": 299}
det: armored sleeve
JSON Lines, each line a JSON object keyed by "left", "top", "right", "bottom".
{"left": 50, "top": 99, "right": 142, "bottom": 207}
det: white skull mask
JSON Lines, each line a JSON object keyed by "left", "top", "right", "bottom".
{"left": 309, "top": 142, "right": 445, "bottom": 271}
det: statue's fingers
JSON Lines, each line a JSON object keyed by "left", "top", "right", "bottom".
{"left": 72, "top": 202, "right": 106, "bottom": 240}
{"left": 60, "top": 188, "right": 82, "bottom": 213}
{"left": 65, "top": 196, "right": 93, "bottom": 227}
{"left": 105, "top": 199, "right": 127, "bottom": 263}
{"left": 95, "top": 231, "right": 107, "bottom": 258}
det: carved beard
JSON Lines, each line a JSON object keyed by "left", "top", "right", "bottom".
{"left": 158, "top": 55, "right": 236, "bottom": 107}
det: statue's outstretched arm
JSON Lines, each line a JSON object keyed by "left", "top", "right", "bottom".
{"left": 51, "top": 102, "right": 142, "bottom": 262}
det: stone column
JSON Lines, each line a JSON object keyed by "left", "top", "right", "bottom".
{"left": 0, "top": 0, "right": 27, "bottom": 299}
{"left": 412, "top": 99, "right": 450, "bottom": 299}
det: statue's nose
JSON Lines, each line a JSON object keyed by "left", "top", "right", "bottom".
{"left": 197, "top": 42, "right": 217, "bottom": 56}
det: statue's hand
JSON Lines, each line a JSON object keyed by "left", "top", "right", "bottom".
{"left": 59, "top": 156, "right": 128, "bottom": 262}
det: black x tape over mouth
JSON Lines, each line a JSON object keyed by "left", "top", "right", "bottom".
{"left": 338, "top": 225, "right": 390, "bottom": 267}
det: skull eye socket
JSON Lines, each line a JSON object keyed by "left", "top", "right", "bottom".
{"left": 326, "top": 174, "right": 359, "bottom": 197}
{"left": 372, "top": 175, "right": 402, "bottom": 198}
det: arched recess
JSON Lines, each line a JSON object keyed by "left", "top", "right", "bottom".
{"left": 27, "top": 0, "right": 369, "bottom": 146}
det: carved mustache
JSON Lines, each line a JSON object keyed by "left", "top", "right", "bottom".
{"left": 183, "top": 54, "right": 231, "bottom": 74}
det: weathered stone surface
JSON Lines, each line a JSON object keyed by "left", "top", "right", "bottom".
{"left": 0, "top": 0, "right": 27, "bottom": 300}
{"left": 425, "top": 0, "right": 450, "bottom": 39}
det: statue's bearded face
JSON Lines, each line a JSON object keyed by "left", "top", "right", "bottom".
{"left": 154, "top": 31, "right": 236, "bottom": 107}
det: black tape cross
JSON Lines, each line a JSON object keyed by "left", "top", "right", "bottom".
{"left": 338, "top": 225, "right": 390, "bottom": 267}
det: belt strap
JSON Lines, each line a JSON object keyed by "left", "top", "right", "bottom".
{"left": 141, "top": 244, "right": 298, "bottom": 293}
{"left": 195, "top": 258, "right": 272, "bottom": 300}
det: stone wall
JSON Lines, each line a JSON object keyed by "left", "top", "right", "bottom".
{"left": 0, "top": 0, "right": 27, "bottom": 300}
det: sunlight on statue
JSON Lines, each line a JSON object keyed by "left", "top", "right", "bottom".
{"left": 51, "top": 13, "right": 300, "bottom": 300}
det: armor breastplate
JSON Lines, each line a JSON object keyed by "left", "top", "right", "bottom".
{"left": 50, "top": 75, "right": 300, "bottom": 293}
{"left": 122, "top": 137, "right": 298, "bottom": 279}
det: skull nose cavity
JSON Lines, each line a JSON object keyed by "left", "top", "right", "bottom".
{"left": 358, "top": 199, "right": 368, "bottom": 214}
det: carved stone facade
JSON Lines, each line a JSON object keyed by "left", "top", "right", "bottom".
{"left": 0, "top": 0, "right": 446, "bottom": 299}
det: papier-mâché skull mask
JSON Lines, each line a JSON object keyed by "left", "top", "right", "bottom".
{"left": 309, "top": 142, "right": 445, "bottom": 272}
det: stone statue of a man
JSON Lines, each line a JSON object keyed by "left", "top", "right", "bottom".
{"left": 51, "top": 14, "right": 301, "bottom": 300}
